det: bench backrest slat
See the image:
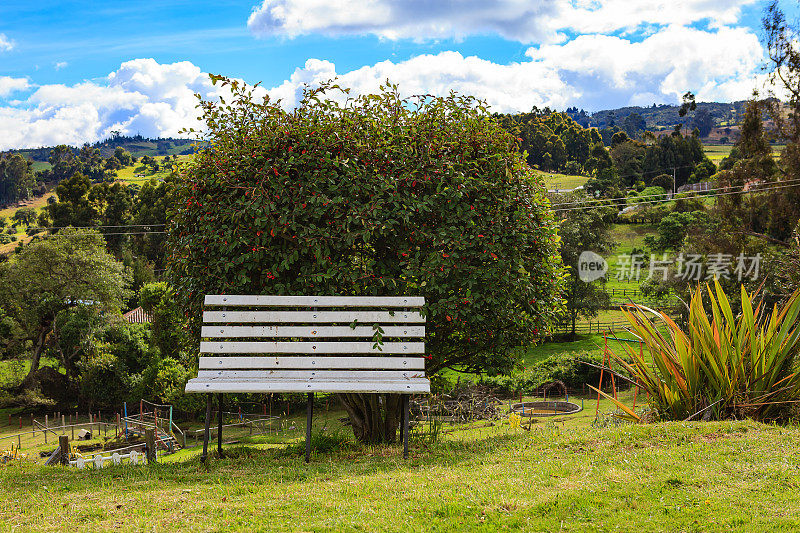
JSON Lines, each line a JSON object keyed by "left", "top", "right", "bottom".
{"left": 203, "top": 310, "right": 424, "bottom": 324}
{"left": 200, "top": 325, "right": 425, "bottom": 338}
{"left": 204, "top": 295, "right": 424, "bottom": 307}
{"left": 200, "top": 341, "right": 424, "bottom": 354}
{"left": 197, "top": 370, "right": 425, "bottom": 379}
{"left": 198, "top": 356, "right": 425, "bottom": 370}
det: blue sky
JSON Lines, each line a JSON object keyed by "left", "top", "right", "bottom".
{"left": 0, "top": 0, "right": 784, "bottom": 150}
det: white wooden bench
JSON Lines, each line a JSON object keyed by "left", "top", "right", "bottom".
{"left": 185, "top": 295, "right": 430, "bottom": 461}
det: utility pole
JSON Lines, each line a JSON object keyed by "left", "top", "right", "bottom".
{"left": 672, "top": 167, "right": 676, "bottom": 196}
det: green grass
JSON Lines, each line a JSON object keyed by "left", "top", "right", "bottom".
{"left": 1, "top": 412, "right": 799, "bottom": 531}
{"left": 518, "top": 329, "right": 641, "bottom": 367}
{"left": 518, "top": 334, "right": 607, "bottom": 366}
{"left": 538, "top": 171, "right": 589, "bottom": 190}
{"left": 704, "top": 144, "right": 785, "bottom": 163}
{"left": 603, "top": 224, "right": 657, "bottom": 291}
{"left": 0, "top": 189, "right": 56, "bottom": 253}
{"left": 115, "top": 156, "right": 190, "bottom": 186}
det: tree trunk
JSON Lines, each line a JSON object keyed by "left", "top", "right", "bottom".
{"left": 26, "top": 325, "right": 49, "bottom": 378}
{"left": 338, "top": 393, "right": 403, "bottom": 444}
{"left": 571, "top": 311, "right": 577, "bottom": 338}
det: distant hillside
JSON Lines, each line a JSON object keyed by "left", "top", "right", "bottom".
{"left": 9, "top": 135, "right": 196, "bottom": 165}
{"left": 581, "top": 101, "right": 747, "bottom": 130}
{"left": 563, "top": 100, "right": 781, "bottom": 143}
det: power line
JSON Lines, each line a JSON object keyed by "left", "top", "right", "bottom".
{"left": 542, "top": 163, "right": 700, "bottom": 194}
{"left": 549, "top": 176, "right": 800, "bottom": 209}
{"left": 22, "top": 230, "right": 166, "bottom": 239}
{"left": 552, "top": 180, "right": 800, "bottom": 213}
{"left": 25, "top": 223, "right": 165, "bottom": 231}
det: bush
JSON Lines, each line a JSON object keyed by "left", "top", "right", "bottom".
{"left": 479, "top": 351, "right": 607, "bottom": 396}
{"left": 79, "top": 352, "right": 132, "bottom": 411}
{"left": 168, "top": 77, "right": 566, "bottom": 442}
{"left": 100, "top": 321, "right": 153, "bottom": 375}
{"left": 563, "top": 160, "right": 582, "bottom": 176}
{"left": 135, "top": 357, "right": 191, "bottom": 409}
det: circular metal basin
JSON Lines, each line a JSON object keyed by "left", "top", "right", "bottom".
{"left": 510, "top": 400, "right": 582, "bottom": 417}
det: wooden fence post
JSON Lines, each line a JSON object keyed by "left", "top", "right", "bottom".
{"left": 145, "top": 429, "right": 156, "bottom": 464}
{"left": 59, "top": 435, "right": 69, "bottom": 466}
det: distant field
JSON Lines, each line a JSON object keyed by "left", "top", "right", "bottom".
{"left": 704, "top": 143, "right": 785, "bottom": 163}
{"left": 115, "top": 155, "right": 190, "bottom": 185}
{"left": 0, "top": 191, "right": 55, "bottom": 254}
{"left": 603, "top": 224, "right": 657, "bottom": 291}
{"left": 537, "top": 171, "right": 588, "bottom": 190}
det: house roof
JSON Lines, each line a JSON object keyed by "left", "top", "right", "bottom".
{"left": 123, "top": 306, "right": 152, "bottom": 323}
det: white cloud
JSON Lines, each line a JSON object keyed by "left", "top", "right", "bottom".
{"left": 0, "top": 76, "right": 29, "bottom": 97}
{"left": 524, "top": 25, "right": 766, "bottom": 106}
{"left": 54, "top": 61, "right": 68, "bottom": 70}
{"left": 267, "top": 53, "right": 575, "bottom": 111}
{"left": 0, "top": 59, "right": 225, "bottom": 150}
{"left": 247, "top": 0, "right": 758, "bottom": 43}
{"left": 267, "top": 25, "right": 765, "bottom": 112}
{"left": 0, "top": 33, "right": 13, "bottom": 52}
{"left": 248, "top": 0, "right": 566, "bottom": 42}
{"left": 0, "top": 22, "right": 768, "bottom": 151}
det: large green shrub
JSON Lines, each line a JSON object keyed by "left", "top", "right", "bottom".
{"left": 480, "top": 351, "right": 605, "bottom": 395}
{"left": 79, "top": 352, "right": 131, "bottom": 411}
{"left": 167, "top": 77, "right": 565, "bottom": 442}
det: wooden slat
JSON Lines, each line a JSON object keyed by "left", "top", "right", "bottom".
{"left": 198, "top": 356, "right": 426, "bottom": 370}
{"left": 197, "top": 370, "right": 426, "bottom": 379}
{"left": 203, "top": 310, "right": 425, "bottom": 324}
{"left": 200, "top": 341, "right": 424, "bottom": 354}
{"left": 201, "top": 325, "right": 425, "bottom": 338}
{"left": 185, "top": 378, "right": 431, "bottom": 394}
{"left": 204, "top": 295, "right": 424, "bottom": 307}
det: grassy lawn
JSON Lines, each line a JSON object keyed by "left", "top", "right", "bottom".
{"left": 1, "top": 410, "right": 798, "bottom": 531}
{"left": 604, "top": 224, "right": 657, "bottom": 291}
{"left": 518, "top": 334, "right": 609, "bottom": 366}
{"left": 115, "top": 156, "right": 190, "bottom": 186}
{"left": 704, "top": 143, "right": 785, "bottom": 163}
{"left": 539, "top": 171, "right": 589, "bottom": 190}
{"left": 0, "top": 191, "right": 55, "bottom": 254}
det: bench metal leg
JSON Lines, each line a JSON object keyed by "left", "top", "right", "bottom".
{"left": 201, "top": 394, "right": 212, "bottom": 463}
{"left": 217, "top": 394, "right": 225, "bottom": 458}
{"left": 305, "top": 392, "right": 313, "bottom": 463}
{"left": 403, "top": 394, "right": 410, "bottom": 459}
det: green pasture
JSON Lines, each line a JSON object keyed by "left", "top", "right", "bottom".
{"left": 1, "top": 404, "right": 798, "bottom": 531}
{"left": 602, "top": 224, "right": 657, "bottom": 291}
{"left": 115, "top": 156, "right": 190, "bottom": 186}
{"left": 704, "top": 143, "right": 785, "bottom": 163}
{"left": 538, "top": 171, "right": 588, "bottom": 190}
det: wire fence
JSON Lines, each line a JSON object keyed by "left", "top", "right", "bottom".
{"left": 185, "top": 412, "right": 283, "bottom": 447}
{"left": 551, "top": 320, "right": 631, "bottom": 334}
{"left": 0, "top": 421, "right": 118, "bottom": 453}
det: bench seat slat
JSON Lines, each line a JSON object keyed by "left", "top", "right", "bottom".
{"left": 197, "top": 370, "right": 426, "bottom": 379}
{"left": 205, "top": 295, "right": 424, "bottom": 307}
{"left": 203, "top": 311, "right": 424, "bottom": 324}
{"left": 185, "top": 378, "right": 431, "bottom": 394}
{"left": 200, "top": 341, "right": 424, "bottom": 354}
{"left": 198, "top": 356, "right": 425, "bottom": 370}
{"left": 201, "top": 325, "right": 425, "bottom": 338}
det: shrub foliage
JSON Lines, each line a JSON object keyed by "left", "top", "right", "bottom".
{"left": 167, "top": 77, "right": 565, "bottom": 441}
